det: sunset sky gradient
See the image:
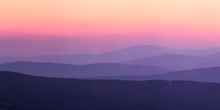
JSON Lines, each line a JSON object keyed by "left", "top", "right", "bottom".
{"left": 1, "top": 0, "right": 220, "bottom": 56}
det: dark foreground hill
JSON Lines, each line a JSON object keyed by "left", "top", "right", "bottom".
{"left": 0, "top": 62, "right": 171, "bottom": 78}
{"left": 86, "top": 67, "right": 220, "bottom": 83}
{"left": 1, "top": 71, "right": 220, "bottom": 110}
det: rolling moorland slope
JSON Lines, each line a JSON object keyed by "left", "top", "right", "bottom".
{"left": 0, "top": 62, "right": 171, "bottom": 78}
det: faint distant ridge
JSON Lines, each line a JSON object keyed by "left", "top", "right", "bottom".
{"left": 0, "top": 45, "right": 175, "bottom": 64}
{"left": 99, "top": 44, "right": 175, "bottom": 60}
{"left": 1, "top": 45, "right": 220, "bottom": 65}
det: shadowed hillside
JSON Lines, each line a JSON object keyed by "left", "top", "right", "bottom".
{"left": 86, "top": 67, "right": 220, "bottom": 83}
{"left": 125, "top": 53, "right": 220, "bottom": 70}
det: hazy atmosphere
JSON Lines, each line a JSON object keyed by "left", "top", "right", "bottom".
{"left": 1, "top": 1, "right": 220, "bottom": 110}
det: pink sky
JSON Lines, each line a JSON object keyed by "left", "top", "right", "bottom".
{"left": 0, "top": 0, "right": 220, "bottom": 56}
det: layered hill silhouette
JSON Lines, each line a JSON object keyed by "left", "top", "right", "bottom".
{"left": 1, "top": 71, "right": 220, "bottom": 110}
{"left": 2, "top": 45, "right": 220, "bottom": 65}
{"left": 0, "top": 62, "right": 171, "bottom": 78}
{"left": 125, "top": 53, "right": 220, "bottom": 70}
{"left": 87, "top": 67, "right": 220, "bottom": 83}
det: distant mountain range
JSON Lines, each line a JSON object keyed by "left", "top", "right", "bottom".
{"left": 1, "top": 71, "right": 220, "bottom": 110}
{"left": 0, "top": 62, "right": 171, "bottom": 78}
{"left": 2, "top": 45, "right": 220, "bottom": 65}
{"left": 2, "top": 61, "right": 220, "bottom": 83}
{"left": 86, "top": 67, "right": 220, "bottom": 83}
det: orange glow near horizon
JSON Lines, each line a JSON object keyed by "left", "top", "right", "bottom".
{"left": 1, "top": 0, "right": 220, "bottom": 56}
{"left": 1, "top": 0, "right": 220, "bottom": 38}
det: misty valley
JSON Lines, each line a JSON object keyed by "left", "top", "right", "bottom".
{"left": 2, "top": 45, "right": 220, "bottom": 110}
